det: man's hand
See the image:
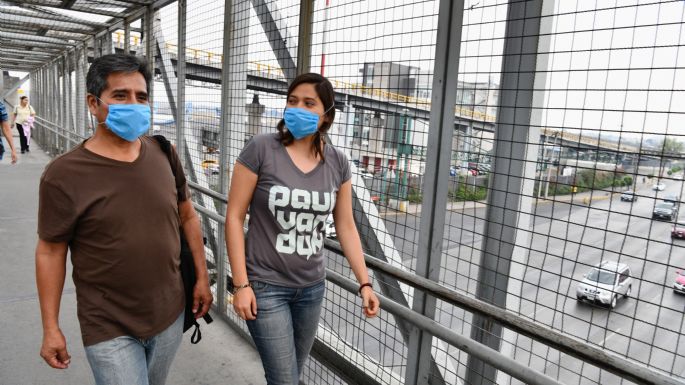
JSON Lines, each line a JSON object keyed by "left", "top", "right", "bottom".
{"left": 192, "top": 277, "right": 213, "bottom": 318}
{"left": 40, "top": 328, "right": 71, "bottom": 369}
{"left": 10, "top": 148, "right": 17, "bottom": 164}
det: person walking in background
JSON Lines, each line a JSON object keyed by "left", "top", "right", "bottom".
{"left": 0, "top": 102, "right": 18, "bottom": 164}
{"left": 225, "top": 73, "right": 380, "bottom": 385}
{"left": 12, "top": 95, "right": 35, "bottom": 153}
{"left": 35, "top": 53, "right": 213, "bottom": 385}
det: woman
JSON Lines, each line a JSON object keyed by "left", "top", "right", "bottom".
{"left": 12, "top": 96, "right": 36, "bottom": 153}
{"left": 226, "top": 73, "right": 379, "bottom": 385}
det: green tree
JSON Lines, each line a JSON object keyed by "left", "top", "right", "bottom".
{"left": 659, "top": 137, "right": 684, "bottom": 154}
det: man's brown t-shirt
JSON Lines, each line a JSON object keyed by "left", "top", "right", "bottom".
{"left": 38, "top": 136, "right": 187, "bottom": 346}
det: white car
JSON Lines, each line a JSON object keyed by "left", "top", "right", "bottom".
{"left": 576, "top": 261, "right": 632, "bottom": 308}
{"left": 653, "top": 183, "right": 666, "bottom": 191}
{"left": 324, "top": 216, "right": 337, "bottom": 238}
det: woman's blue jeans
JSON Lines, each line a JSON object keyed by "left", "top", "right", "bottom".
{"left": 246, "top": 280, "right": 325, "bottom": 385}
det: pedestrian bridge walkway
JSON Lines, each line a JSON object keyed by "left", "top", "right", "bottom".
{"left": 0, "top": 136, "right": 265, "bottom": 385}
{"left": 3, "top": 1, "right": 685, "bottom": 384}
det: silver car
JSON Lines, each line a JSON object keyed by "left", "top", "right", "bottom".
{"left": 576, "top": 261, "right": 632, "bottom": 308}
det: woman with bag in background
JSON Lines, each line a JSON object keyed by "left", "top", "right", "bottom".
{"left": 12, "top": 95, "right": 36, "bottom": 153}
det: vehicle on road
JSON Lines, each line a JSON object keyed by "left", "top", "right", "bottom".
{"left": 674, "top": 270, "right": 685, "bottom": 294}
{"left": 653, "top": 183, "right": 666, "bottom": 191}
{"left": 324, "top": 216, "right": 337, "bottom": 239}
{"left": 671, "top": 222, "right": 685, "bottom": 239}
{"left": 653, "top": 202, "right": 678, "bottom": 221}
{"left": 664, "top": 194, "right": 680, "bottom": 204}
{"left": 576, "top": 261, "right": 632, "bottom": 308}
{"left": 201, "top": 159, "right": 220, "bottom": 175}
{"left": 620, "top": 190, "right": 637, "bottom": 202}
{"left": 357, "top": 168, "right": 373, "bottom": 179}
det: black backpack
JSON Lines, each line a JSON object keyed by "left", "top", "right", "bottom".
{"left": 153, "top": 135, "right": 213, "bottom": 343}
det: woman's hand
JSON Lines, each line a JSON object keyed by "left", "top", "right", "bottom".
{"left": 360, "top": 286, "right": 380, "bottom": 317}
{"left": 232, "top": 286, "right": 257, "bottom": 320}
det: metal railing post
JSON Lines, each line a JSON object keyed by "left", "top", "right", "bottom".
{"left": 176, "top": 0, "right": 187, "bottom": 162}
{"left": 466, "top": 1, "right": 553, "bottom": 384}
{"left": 405, "top": 1, "right": 463, "bottom": 384}
{"left": 218, "top": 0, "right": 250, "bottom": 315}
{"left": 296, "top": 0, "right": 314, "bottom": 75}
{"left": 124, "top": 20, "right": 131, "bottom": 54}
{"left": 145, "top": 4, "right": 155, "bottom": 127}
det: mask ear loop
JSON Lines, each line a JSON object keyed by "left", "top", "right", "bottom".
{"left": 88, "top": 95, "right": 108, "bottom": 133}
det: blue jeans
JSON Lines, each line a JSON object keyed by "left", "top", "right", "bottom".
{"left": 247, "top": 280, "right": 325, "bottom": 385}
{"left": 84, "top": 312, "right": 184, "bottom": 385}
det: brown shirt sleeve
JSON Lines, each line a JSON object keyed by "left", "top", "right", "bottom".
{"left": 38, "top": 177, "right": 77, "bottom": 242}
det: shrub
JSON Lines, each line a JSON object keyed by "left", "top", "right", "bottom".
{"left": 449, "top": 184, "right": 488, "bottom": 202}
{"left": 407, "top": 188, "right": 422, "bottom": 203}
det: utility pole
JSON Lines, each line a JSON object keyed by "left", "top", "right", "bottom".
{"left": 544, "top": 131, "right": 559, "bottom": 199}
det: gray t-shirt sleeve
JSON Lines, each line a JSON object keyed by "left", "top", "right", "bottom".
{"left": 333, "top": 146, "right": 351, "bottom": 185}
{"left": 237, "top": 135, "right": 266, "bottom": 174}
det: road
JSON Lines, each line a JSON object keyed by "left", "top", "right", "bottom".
{"left": 334, "top": 179, "right": 685, "bottom": 384}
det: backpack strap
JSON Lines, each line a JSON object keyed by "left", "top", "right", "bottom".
{"left": 152, "top": 134, "right": 213, "bottom": 343}
{"left": 152, "top": 135, "right": 175, "bottom": 176}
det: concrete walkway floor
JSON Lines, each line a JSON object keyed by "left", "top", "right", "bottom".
{"left": 0, "top": 136, "right": 265, "bottom": 385}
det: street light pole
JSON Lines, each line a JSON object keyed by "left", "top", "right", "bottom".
{"left": 320, "top": 0, "right": 330, "bottom": 76}
{"left": 544, "top": 131, "right": 559, "bottom": 199}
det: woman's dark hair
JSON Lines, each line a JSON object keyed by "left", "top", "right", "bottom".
{"left": 277, "top": 73, "right": 336, "bottom": 161}
{"left": 86, "top": 53, "right": 152, "bottom": 99}
{"left": 19, "top": 96, "right": 28, "bottom": 101}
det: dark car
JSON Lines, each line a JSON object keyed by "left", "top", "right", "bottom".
{"left": 672, "top": 222, "right": 685, "bottom": 239}
{"left": 653, "top": 202, "right": 678, "bottom": 221}
{"left": 620, "top": 190, "right": 637, "bottom": 202}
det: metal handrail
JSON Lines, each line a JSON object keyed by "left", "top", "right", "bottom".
{"left": 186, "top": 183, "right": 683, "bottom": 385}
{"left": 34, "top": 117, "right": 88, "bottom": 145}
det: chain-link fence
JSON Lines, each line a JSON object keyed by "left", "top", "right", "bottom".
{"left": 5, "top": 0, "right": 685, "bottom": 384}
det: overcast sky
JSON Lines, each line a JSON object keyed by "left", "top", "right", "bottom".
{"left": 8, "top": 0, "right": 684, "bottom": 141}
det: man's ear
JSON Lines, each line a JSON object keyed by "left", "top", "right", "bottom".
{"left": 86, "top": 94, "right": 99, "bottom": 116}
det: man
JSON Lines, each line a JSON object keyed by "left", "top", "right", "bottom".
{"left": 0, "top": 101, "right": 18, "bottom": 163}
{"left": 35, "top": 53, "right": 213, "bottom": 385}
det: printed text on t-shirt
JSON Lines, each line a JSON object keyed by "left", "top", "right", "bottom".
{"left": 268, "top": 185, "right": 335, "bottom": 259}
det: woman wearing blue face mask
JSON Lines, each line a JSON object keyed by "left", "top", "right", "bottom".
{"left": 226, "top": 73, "right": 380, "bottom": 385}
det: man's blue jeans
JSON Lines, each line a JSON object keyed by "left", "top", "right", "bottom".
{"left": 246, "top": 280, "right": 325, "bottom": 385}
{"left": 84, "top": 311, "right": 184, "bottom": 385}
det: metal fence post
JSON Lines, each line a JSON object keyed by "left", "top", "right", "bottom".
{"left": 296, "top": 0, "right": 314, "bottom": 75}
{"left": 124, "top": 20, "right": 131, "bottom": 55}
{"left": 218, "top": 0, "right": 250, "bottom": 315}
{"left": 75, "top": 45, "right": 87, "bottom": 136}
{"left": 176, "top": 0, "right": 187, "bottom": 161}
{"left": 466, "top": 1, "right": 552, "bottom": 384}
{"left": 145, "top": 4, "right": 154, "bottom": 127}
{"left": 405, "top": 0, "right": 464, "bottom": 384}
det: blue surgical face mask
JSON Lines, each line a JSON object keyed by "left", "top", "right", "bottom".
{"left": 95, "top": 97, "right": 151, "bottom": 142}
{"left": 283, "top": 105, "right": 334, "bottom": 140}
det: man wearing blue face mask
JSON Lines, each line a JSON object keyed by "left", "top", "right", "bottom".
{"left": 34, "top": 53, "right": 213, "bottom": 385}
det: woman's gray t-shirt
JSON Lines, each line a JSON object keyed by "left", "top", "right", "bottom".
{"left": 237, "top": 133, "right": 351, "bottom": 287}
